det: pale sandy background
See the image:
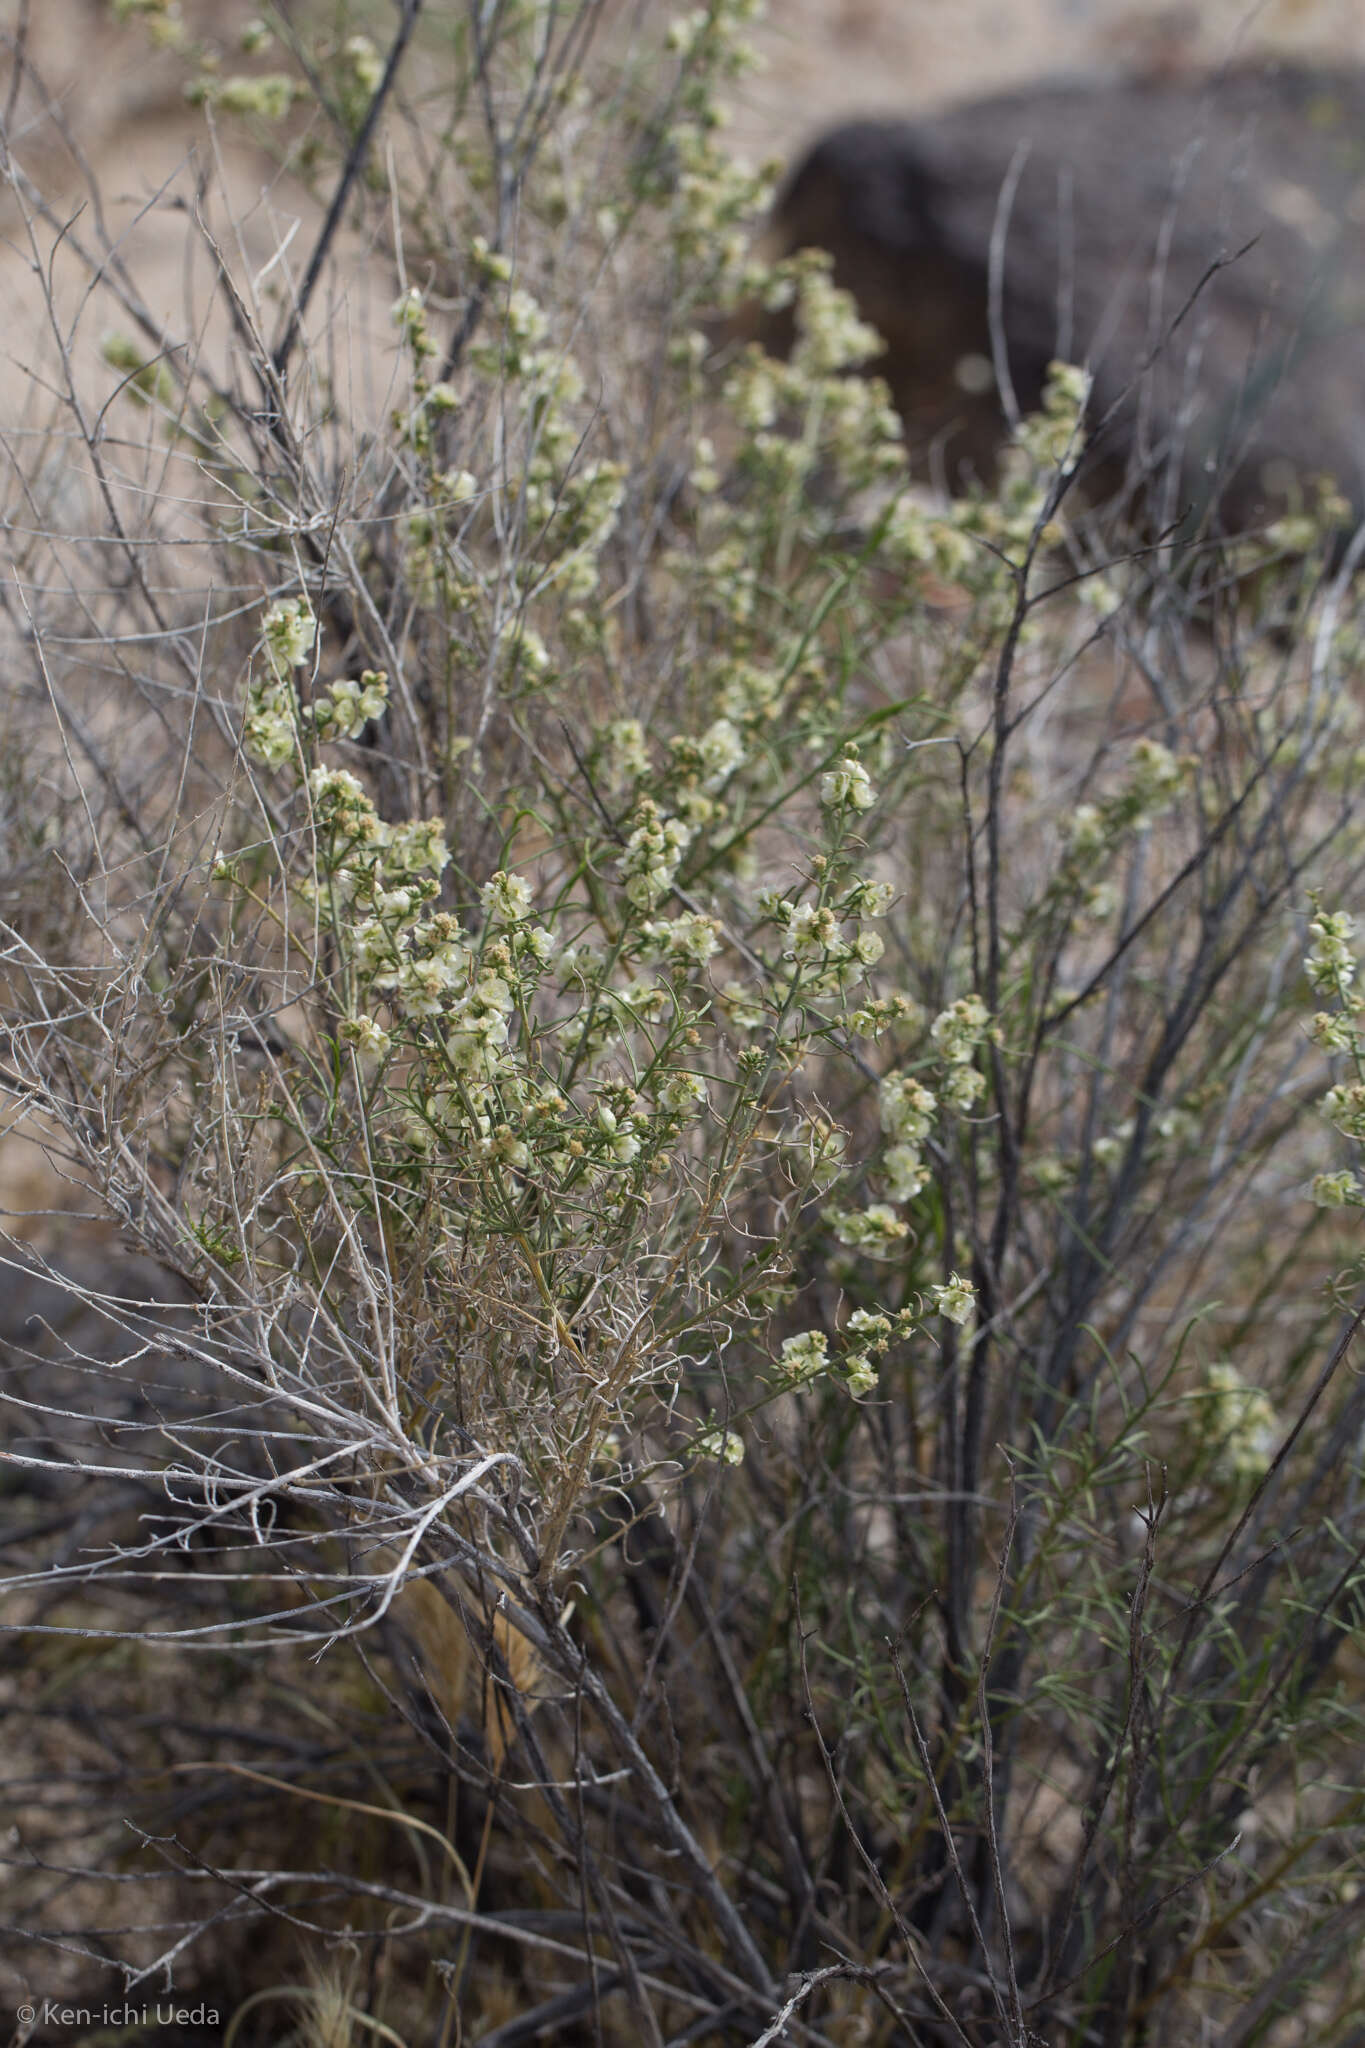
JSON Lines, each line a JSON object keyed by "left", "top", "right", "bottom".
{"left": 732, "top": 0, "right": 1364, "bottom": 149}
{"left": 11, "top": 2, "right": 1365, "bottom": 240}
{"left": 15, "top": 2, "right": 1365, "bottom": 158}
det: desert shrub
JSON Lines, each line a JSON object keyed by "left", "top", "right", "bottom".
{"left": 6, "top": 4, "right": 1365, "bottom": 2044}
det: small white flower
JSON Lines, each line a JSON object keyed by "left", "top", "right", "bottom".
{"left": 793, "top": 267, "right": 882, "bottom": 376}
{"left": 847, "top": 1310, "right": 892, "bottom": 1346}
{"left": 1324, "top": 1082, "right": 1365, "bottom": 1139}
{"left": 483, "top": 870, "right": 534, "bottom": 923}
{"left": 1125, "top": 739, "right": 1188, "bottom": 828}
{"left": 1203, "top": 1362, "right": 1276, "bottom": 1482}
{"left": 1308, "top": 910, "right": 1358, "bottom": 992}
{"left": 386, "top": 819, "right": 450, "bottom": 876}
{"left": 373, "top": 888, "right": 414, "bottom": 920}
{"left": 262, "top": 596, "right": 316, "bottom": 675}
{"left": 931, "top": 996, "right": 990, "bottom": 1065}
{"left": 1309, "top": 1010, "right": 1356, "bottom": 1051}
{"left": 621, "top": 804, "right": 693, "bottom": 910}
{"left": 655, "top": 1069, "right": 708, "bottom": 1114}
{"left": 243, "top": 699, "right": 296, "bottom": 767}
{"left": 833, "top": 1204, "right": 909, "bottom": 1255}
{"left": 693, "top": 1419, "right": 744, "bottom": 1465}
{"left": 506, "top": 288, "right": 549, "bottom": 347}
{"left": 881, "top": 1074, "right": 936, "bottom": 1143}
{"left": 842, "top": 878, "right": 894, "bottom": 919}
{"left": 481, "top": 1123, "right": 530, "bottom": 1172}
{"left": 342, "top": 32, "right": 383, "bottom": 92}
{"left": 316, "top": 669, "right": 388, "bottom": 740}
{"left": 778, "top": 1330, "right": 829, "bottom": 1386}
{"left": 649, "top": 912, "right": 719, "bottom": 965}
{"left": 821, "top": 753, "right": 875, "bottom": 813}
{"left": 944, "top": 1065, "right": 986, "bottom": 1113}
{"left": 604, "top": 718, "right": 650, "bottom": 785}
{"left": 342, "top": 1014, "right": 391, "bottom": 1060}
{"left": 884, "top": 1145, "right": 928, "bottom": 1203}
{"left": 1065, "top": 803, "right": 1106, "bottom": 860}
{"left": 597, "top": 1105, "right": 641, "bottom": 1164}
{"left": 929, "top": 1275, "right": 974, "bottom": 1326}
{"left": 841, "top": 1354, "right": 880, "bottom": 1397}
{"left": 697, "top": 716, "right": 746, "bottom": 792}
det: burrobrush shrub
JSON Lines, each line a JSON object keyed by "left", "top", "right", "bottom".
{"left": 6, "top": 6, "right": 1365, "bottom": 2043}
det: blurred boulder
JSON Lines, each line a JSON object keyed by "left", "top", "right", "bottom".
{"left": 762, "top": 65, "right": 1365, "bottom": 534}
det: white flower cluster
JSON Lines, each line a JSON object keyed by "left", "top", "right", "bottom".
{"left": 669, "top": 124, "right": 773, "bottom": 283}
{"left": 639, "top": 911, "right": 721, "bottom": 967}
{"left": 1057, "top": 739, "right": 1192, "bottom": 917}
{"left": 244, "top": 605, "right": 393, "bottom": 768}
{"left": 929, "top": 1274, "right": 974, "bottom": 1326}
{"left": 1119, "top": 739, "right": 1191, "bottom": 830}
{"left": 712, "top": 657, "right": 781, "bottom": 724}
{"left": 1202, "top": 1361, "right": 1277, "bottom": 1484}
{"left": 520, "top": 455, "right": 627, "bottom": 605}
{"left": 340, "top": 1012, "right": 391, "bottom": 1061}
{"left": 602, "top": 719, "right": 651, "bottom": 788}
{"left": 882, "top": 492, "right": 980, "bottom": 584}
{"left": 303, "top": 767, "right": 539, "bottom": 1113}
{"left": 620, "top": 801, "right": 693, "bottom": 910}
{"left": 776, "top": 1319, "right": 881, "bottom": 1398}
{"left": 264, "top": 595, "right": 316, "bottom": 674}
{"left": 692, "top": 1416, "right": 745, "bottom": 1465}
{"left": 341, "top": 33, "right": 383, "bottom": 97}
{"left": 1307, "top": 910, "right": 1358, "bottom": 996}
{"left": 1263, "top": 477, "right": 1351, "bottom": 557}
{"left": 1320, "top": 1081, "right": 1365, "bottom": 1141}
{"left": 961, "top": 359, "right": 1091, "bottom": 570}
{"left": 821, "top": 747, "right": 876, "bottom": 814}
{"left": 841, "top": 1309, "right": 893, "bottom": 1395}
{"left": 789, "top": 261, "right": 882, "bottom": 378}
{"left": 881, "top": 1073, "right": 935, "bottom": 1204}
{"left": 776, "top": 1329, "right": 829, "bottom": 1386}
{"left": 1304, "top": 907, "right": 1365, "bottom": 1205}
{"left": 391, "top": 287, "right": 437, "bottom": 360}
{"left": 200, "top": 72, "right": 297, "bottom": 121}
{"left": 831, "top": 1202, "right": 907, "bottom": 1257}
{"left": 718, "top": 256, "right": 903, "bottom": 496}
{"left": 770, "top": 1272, "right": 976, "bottom": 1412}
{"left": 667, "top": 0, "right": 766, "bottom": 67}
{"left": 393, "top": 263, "right": 624, "bottom": 677}
{"left": 670, "top": 717, "right": 747, "bottom": 799}
{"left": 288, "top": 724, "right": 753, "bottom": 1202}
{"left": 243, "top": 598, "right": 318, "bottom": 767}
{"left": 309, "top": 670, "right": 389, "bottom": 742}
{"left": 930, "top": 994, "right": 990, "bottom": 1068}
{"left": 834, "top": 998, "right": 990, "bottom": 1250}
{"left": 756, "top": 877, "right": 891, "bottom": 1010}
{"left": 1013, "top": 359, "right": 1092, "bottom": 475}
